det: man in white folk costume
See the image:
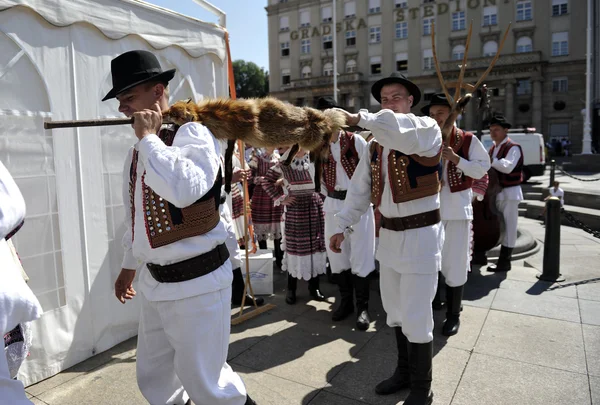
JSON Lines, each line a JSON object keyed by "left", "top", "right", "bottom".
{"left": 486, "top": 114, "right": 523, "bottom": 272}
{"left": 316, "top": 97, "right": 376, "bottom": 331}
{"left": 1, "top": 160, "right": 43, "bottom": 405}
{"left": 105, "top": 50, "right": 255, "bottom": 405}
{"left": 422, "top": 93, "right": 490, "bottom": 336}
{"left": 330, "top": 73, "right": 444, "bottom": 405}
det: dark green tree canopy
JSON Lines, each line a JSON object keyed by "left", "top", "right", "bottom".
{"left": 233, "top": 60, "right": 269, "bottom": 98}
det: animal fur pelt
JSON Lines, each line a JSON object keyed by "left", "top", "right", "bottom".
{"left": 163, "top": 97, "right": 346, "bottom": 192}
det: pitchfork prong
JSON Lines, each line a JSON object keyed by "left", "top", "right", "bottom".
{"left": 455, "top": 21, "right": 473, "bottom": 102}
{"left": 431, "top": 21, "right": 455, "bottom": 108}
{"left": 471, "top": 23, "right": 512, "bottom": 94}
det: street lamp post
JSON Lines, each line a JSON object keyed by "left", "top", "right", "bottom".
{"left": 582, "top": 0, "right": 593, "bottom": 154}
{"left": 332, "top": 0, "right": 338, "bottom": 103}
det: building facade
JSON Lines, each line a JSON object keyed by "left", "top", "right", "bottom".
{"left": 267, "top": 0, "right": 589, "bottom": 152}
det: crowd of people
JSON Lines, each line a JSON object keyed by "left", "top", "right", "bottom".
{"left": 2, "top": 50, "right": 526, "bottom": 405}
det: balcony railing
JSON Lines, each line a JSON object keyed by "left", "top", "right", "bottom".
{"left": 289, "top": 72, "right": 363, "bottom": 88}
{"left": 439, "top": 51, "right": 542, "bottom": 71}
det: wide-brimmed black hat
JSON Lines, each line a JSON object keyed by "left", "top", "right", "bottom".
{"left": 420, "top": 92, "right": 452, "bottom": 116}
{"left": 102, "top": 50, "right": 176, "bottom": 101}
{"left": 316, "top": 96, "right": 341, "bottom": 110}
{"left": 488, "top": 114, "right": 512, "bottom": 129}
{"left": 371, "top": 72, "right": 421, "bottom": 105}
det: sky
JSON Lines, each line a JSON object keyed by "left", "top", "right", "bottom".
{"left": 144, "top": 0, "right": 269, "bottom": 71}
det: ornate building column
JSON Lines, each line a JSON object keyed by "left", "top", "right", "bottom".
{"left": 504, "top": 80, "right": 516, "bottom": 124}
{"left": 532, "top": 78, "right": 543, "bottom": 131}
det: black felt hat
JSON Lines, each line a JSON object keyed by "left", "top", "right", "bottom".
{"left": 316, "top": 96, "right": 341, "bottom": 110}
{"left": 488, "top": 114, "right": 512, "bottom": 129}
{"left": 371, "top": 72, "right": 421, "bottom": 105}
{"left": 420, "top": 92, "right": 452, "bottom": 116}
{"left": 102, "top": 50, "right": 176, "bottom": 101}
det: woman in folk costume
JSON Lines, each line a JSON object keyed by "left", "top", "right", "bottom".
{"left": 248, "top": 147, "right": 284, "bottom": 267}
{"left": 1, "top": 159, "right": 43, "bottom": 405}
{"left": 262, "top": 147, "right": 327, "bottom": 304}
{"left": 316, "top": 97, "right": 376, "bottom": 331}
{"left": 230, "top": 146, "right": 249, "bottom": 247}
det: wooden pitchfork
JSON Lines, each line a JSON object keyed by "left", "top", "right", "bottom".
{"left": 431, "top": 20, "right": 511, "bottom": 143}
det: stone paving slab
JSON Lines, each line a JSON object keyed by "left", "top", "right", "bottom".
{"left": 433, "top": 306, "right": 488, "bottom": 352}
{"left": 491, "top": 287, "right": 581, "bottom": 323}
{"left": 497, "top": 277, "right": 578, "bottom": 298}
{"left": 580, "top": 299, "right": 600, "bottom": 326}
{"left": 583, "top": 324, "right": 600, "bottom": 378}
{"left": 591, "top": 376, "right": 600, "bottom": 405}
{"left": 308, "top": 391, "right": 368, "bottom": 405}
{"left": 474, "top": 310, "right": 587, "bottom": 374}
{"left": 451, "top": 353, "right": 591, "bottom": 405}
{"left": 577, "top": 280, "right": 600, "bottom": 302}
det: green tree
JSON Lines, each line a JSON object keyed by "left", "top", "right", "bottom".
{"left": 233, "top": 60, "right": 269, "bottom": 98}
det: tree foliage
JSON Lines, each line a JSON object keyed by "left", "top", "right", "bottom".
{"left": 232, "top": 60, "right": 269, "bottom": 98}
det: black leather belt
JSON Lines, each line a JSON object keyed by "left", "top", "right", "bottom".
{"left": 380, "top": 209, "right": 441, "bottom": 232}
{"left": 146, "top": 243, "right": 230, "bottom": 283}
{"left": 327, "top": 190, "right": 347, "bottom": 200}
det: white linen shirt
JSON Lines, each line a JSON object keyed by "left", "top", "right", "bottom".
{"left": 335, "top": 110, "right": 444, "bottom": 273}
{"left": 440, "top": 132, "right": 490, "bottom": 220}
{"left": 121, "top": 123, "right": 232, "bottom": 302}
{"left": 491, "top": 137, "right": 524, "bottom": 201}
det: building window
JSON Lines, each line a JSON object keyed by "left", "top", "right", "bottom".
{"left": 346, "top": 59, "right": 357, "bottom": 73}
{"left": 516, "top": 1, "right": 533, "bottom": 21}
{"left": 395, "top": 0, "right": 408, "bottom": 8}
{"left": 549, "top": 123, "right": 569, "bottom": 140}
{"left": 281, "top": 69, "right": 291, "bottom": 85}
{"left": 552, "top": 32, "right": 568, "bottom": 56}
{"left": 344, "top": 1, "right": 356, "bottom": 19}
{"left": 279, "top": 16, "right": 289, "bottom": 32}
{"left": 323, "top": 62, "right": 334, "bottom": 76}
{"left": 517, "top": 79, "right": 532, "bottom": 95}
{"left": 516, "top": 37, "right": 533, "bottom": 53}
{"left": 452, "top": 45, "right": 466, "bottom": 60}
{"left": 423, "top": 49, "right": 434, "bottom": 71}
{"left": 280, "top": 42, "right": 290, "bottom": 57}
{"left": 301, "top": 39, "right": 311, "bottom": 54}
{"left": 396, "top": 53, "right": 408, "bottom": 72}
{"left": 552, "top": 0, "right": 568, "bottom": 16}
{"left": 423, "top": 0, "right": 435, "bottom": 3}
{"left": 370, "top": 56, "right": 382, "bottom": 75}
{"left": 423, "top": 18, "right": 434, "bottom": 36}
{"left": 322, "top": 35, "right": 333, "bottom": 50}
{"left": 300, "top": 10, "right": 310, "bottom": 27}
{"left": 301, "top": 66, "right": 312, "bottom": 78}
{"left": 552, "top": 77, "right": 568, "bottom": 93}
{"left": 452, "top": 11, "right": 466, "bottom": 31}
{"left": 395, "top": 22, "right": 408, "bottom": 39}
{"left": 368, "top": 0, "right": 381, "bottom": 14}
{"left": 483, "top": 6, "right": 497, "bottom": 26}
{"left": 321, "top": 6, "right": 332, "bottom": 22}
{"left": 345, "top": 30, "right": 356, "bottom": 47}
{"left": 369, "top": 26, "right": 381, "bottom": 43}
{"left": 483, "top": 41, "right": 498, "bottom": 57}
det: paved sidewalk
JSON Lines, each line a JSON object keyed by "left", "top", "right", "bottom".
{"left": 24, "top": 218, "right": 600, "bottom": 405}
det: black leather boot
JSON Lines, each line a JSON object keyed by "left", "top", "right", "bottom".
{"left": 245, "top": 394, "right": 257, "bottom": 405}
{"left": 258, "top": 240, "right": 267, "bottom": 250}
{"left": 286, "top": 273, "right": 297, "bottom": 305}
{"left": 232, "top": 267, "right": 264, "bottom": 306}
{"left": 274, "top": 238, "right": 283, "bottom": 268}
{"left": 487, "top": 246, "right": 513, "bottom": 272}
{"left": 432, "top": 272, "right": 445, "bottom": 310}
{"left": 375, "top": 327, "right": 410, "bottom": 395}
{"left": 353, "top": 274, "right": 371, "bottom": 331}
{"left": 332, "top": 270, "right": 354, "bottom": 321}
{"left": 308, "top": 276, "right": 326, "bottom": 301}
{"left": 404, "top": 341, "right": 434, "bottom": 405}
{"left": 470, "top": 250, "right": 488, "bottom": 266}
{"left": 442, "top": 285, "right": 464, "bottom": 337}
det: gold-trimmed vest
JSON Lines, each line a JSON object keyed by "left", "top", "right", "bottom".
{"left": 369, "top": 141, "right": 442, "bottom": 207}
{"left": 489, "top": 138, "right": 524, "bottom": 188}
{"left": 447, "top": 128, "right": 474, "bottom": 193}
{"left": 129, "top": 126, "right": 222, "bottom": 248}
{"left": 322, "top": 131, "right": 360, "bottom": 192}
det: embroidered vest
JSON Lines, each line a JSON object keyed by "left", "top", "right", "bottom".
{"left": 447, "top": 128, "right": 474, "bottom": 193}
{"left": 322, "top": 131, "right": 360, "bottom": 192}
{"left": 489, "top": 138, "right": 523, "bottom": 188}
{"left": 130, "top": 126, "right": 222, "bottom": 248}
{"left": 369, "top": 141, "right": 442, "bottom": 207}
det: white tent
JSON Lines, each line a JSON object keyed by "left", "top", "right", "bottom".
{"left": 0, "top": 0, "right": 229, "bottom": 386}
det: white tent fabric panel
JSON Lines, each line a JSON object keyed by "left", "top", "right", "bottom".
{"left": 0, "top": 0, "right": 228, "bottom": 386}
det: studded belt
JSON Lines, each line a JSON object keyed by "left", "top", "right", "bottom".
{"left": 146, "top": 243, "right": 230, "bottom": 283}
{"left": 327, "top": 190, "right": 347, "bottom": 200}
{"left": 380, "top": 209, "right": 441, "bottom": 232}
